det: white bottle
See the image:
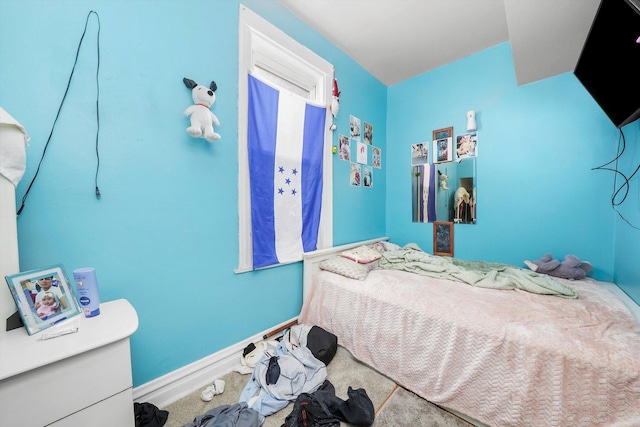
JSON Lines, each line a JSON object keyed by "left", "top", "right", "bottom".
{"left": 73, "top": 267, "right": 101, "bottom": 317}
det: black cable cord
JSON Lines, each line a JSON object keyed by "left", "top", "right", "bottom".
{"left": 592, "top": 129, "right": 629, "bottom": 205}
{"left": 591, "top": 127, "right": 640, "bottom": 230}
{"left": 17, "top": 10, "right": 101, "bottom": 217}
{"left": 94, "top": 11, "right": 101, "bottom": 199}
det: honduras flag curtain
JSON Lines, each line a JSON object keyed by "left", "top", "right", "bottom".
{"left": 247, "top": 74, "right": 326, "bottom": 269}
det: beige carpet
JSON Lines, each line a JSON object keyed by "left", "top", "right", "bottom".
{"left": 162, "top": 346, "right": 474, "bottom": 426}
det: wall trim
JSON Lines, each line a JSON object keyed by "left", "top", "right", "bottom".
{"left": 132, "top": 316, "right": 297, "bottom": 409}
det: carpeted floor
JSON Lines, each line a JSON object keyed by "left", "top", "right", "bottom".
{"left": 162, "top": 346, "right": 474, "bottom": 426}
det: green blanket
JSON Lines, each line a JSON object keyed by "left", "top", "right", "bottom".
{"left": 378, "top": 244, "right": 578, "bottom": 298}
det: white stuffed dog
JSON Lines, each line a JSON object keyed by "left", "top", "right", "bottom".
{"left": 183, "top": 78, "right": 221, "bottom": 142}
{"left": 438, "top": 171, "right": 449, "bottom": 190}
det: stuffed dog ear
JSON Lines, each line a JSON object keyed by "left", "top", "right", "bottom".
{"left": 209, "top": 81, "right": 217, "bottom": 92}
{"left": 183, "top": 78, "right": 197, "bottom": 89}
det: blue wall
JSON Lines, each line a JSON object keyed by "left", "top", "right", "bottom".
{"left": 388, "top": 42, "right": 638, "bottom": 286}
{"left": 1, "top": 0, "right": 638, "bottom": 390}
{"left": 612, "top": 123, "right": 640, "bottom": 303}
{"left": 0, "top": 0, "right": 386, "bottom": 387}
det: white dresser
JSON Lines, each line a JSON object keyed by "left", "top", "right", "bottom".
{"left": 0, "top": 299, "right": 138, "bottom": 426}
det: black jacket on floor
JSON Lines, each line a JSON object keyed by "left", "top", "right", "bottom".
{"left": 282, "top": 380, "right": 375, "bottom": 427}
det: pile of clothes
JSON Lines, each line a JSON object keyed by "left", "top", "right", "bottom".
{"left": 182, "top": 324, "right": 375, "bottom": 427}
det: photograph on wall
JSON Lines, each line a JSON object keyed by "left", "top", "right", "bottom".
{"left": 4, "top": 264, "right": 83, "bottom": 335}
{"left": 363, "top": 121, "right": 373, "bottom": 145}
{"left": 357, "top": 141, "right": 368, "bottom": 164}
{"left": 372, "top": 146, "right": 382, "bottom": 168}
{"left": 456, "top": 132, "right": 478, "bottom": 159}
{"left": 411, "top": 142, "right": 429, "bottom": 166}
{"left": 433, "top": 137, "right": 453, "bottom": 163}
{"left": 339, "top": 134, "right": 351, "bottom": 161}
{"left": 363, "top": 165, "right": 373, "bottom": 188}
{"left": 350, "top": 162, "right": 362, "bottom": 186}
{"left": 350, "top": 115, "right": 361, "bottom": 140}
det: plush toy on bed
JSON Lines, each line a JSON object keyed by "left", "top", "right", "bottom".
{"left": 183, "top": 77, "right": 221, "bottom": 142}
{"left": 524, "top": 253, "right": 593, "bottom": 280}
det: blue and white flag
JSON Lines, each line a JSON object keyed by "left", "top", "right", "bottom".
{"left": 248, "top": 74, "right": 326, "bottom": 269}
{"left": 412, "top": 164, "right": 436, "bottom": 223}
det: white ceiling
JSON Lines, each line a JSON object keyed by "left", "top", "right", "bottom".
{"left": 277, "top": 0, "right": 601, "bottom": 86}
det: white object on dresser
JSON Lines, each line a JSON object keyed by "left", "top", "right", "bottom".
{"left": 0, "top": 299, "right": 139, "bottom": 426}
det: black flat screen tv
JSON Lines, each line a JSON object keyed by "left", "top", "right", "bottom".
{"left": 574, "top": 0, "right": 640, "bottom": 128}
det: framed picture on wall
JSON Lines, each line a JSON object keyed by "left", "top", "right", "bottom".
{"left": 433, "top": 127, "right": 453, "bottom": 163}
{"left": 433, "top": 221, "right": 454, "bottom": 257}
{"left": 433, "top": 126, "right": 453, "bottom": 141}
{"left": 4, "top": 264, "right": 82, "bottom": 335}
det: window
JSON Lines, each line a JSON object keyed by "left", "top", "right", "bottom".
{"left": 237, "top": 5, "right": 333, "bottom": 272}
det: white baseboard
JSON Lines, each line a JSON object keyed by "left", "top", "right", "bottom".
{"left": 132, "top": 316, "right": 297, "bottom": 409}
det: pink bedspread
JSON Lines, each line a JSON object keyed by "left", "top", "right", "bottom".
{"left": 299, "top": 269, "right": 640, "bottom": 427}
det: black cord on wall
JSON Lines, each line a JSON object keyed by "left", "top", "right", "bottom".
{"left": 591, "top": 126, "right": 640, "bottom": 230}
{"left": 17, "top": 10, "right": 102, "bottom": 217}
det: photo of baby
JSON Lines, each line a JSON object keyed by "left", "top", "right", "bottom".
{"left": 36, "top": 291, "right": 60, "bottom": 319}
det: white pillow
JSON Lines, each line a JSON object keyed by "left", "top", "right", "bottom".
{"left": 340, "top": 245, "right": 382, "bottom": 264}
{"left": 319, "top": 256, "right": 369, "bottom": 280}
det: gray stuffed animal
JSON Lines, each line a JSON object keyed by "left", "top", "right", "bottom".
{"left": 524, "top": 253, "right": 593, "bottom": 280}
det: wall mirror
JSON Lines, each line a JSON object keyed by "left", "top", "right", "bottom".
{"left": 412, "top": 157, "right": 476, "bottom": 224}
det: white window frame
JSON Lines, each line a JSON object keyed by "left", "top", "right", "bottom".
{"left": 236, "top": 5, "right": 333, "bottom": 273}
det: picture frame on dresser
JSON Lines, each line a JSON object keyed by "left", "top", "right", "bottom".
{"left": 5, "top": 264, "right": 82, "bottom": 335}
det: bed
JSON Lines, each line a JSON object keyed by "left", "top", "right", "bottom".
{"left": 299, "top": 237, "right": 640, "bottom": 427}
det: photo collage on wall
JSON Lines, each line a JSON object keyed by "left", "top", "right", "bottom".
{"left": 410, "top": 128, "right": 478, "bottom": 166}
{"left": 341, "top": 114, "right": 381, "bottom": 188}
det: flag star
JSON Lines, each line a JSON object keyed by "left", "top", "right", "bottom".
{"left": 278, "top": 188, "right": 284, "bottom": 195}
{"left": 292, "top": 168, "right": 298, "bottom": 175}
{"left": 291, "top": 189, "right": 297, "bottom": 196}
{"left": 285, "top": 178, "right": 291, "bottom": 185}
{"left": 278, "top": 166, "right": 285, "bottom": 173}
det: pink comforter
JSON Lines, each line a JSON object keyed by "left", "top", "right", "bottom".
{"left": 299, "top": 269, "right": 640, "bottom": 426}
